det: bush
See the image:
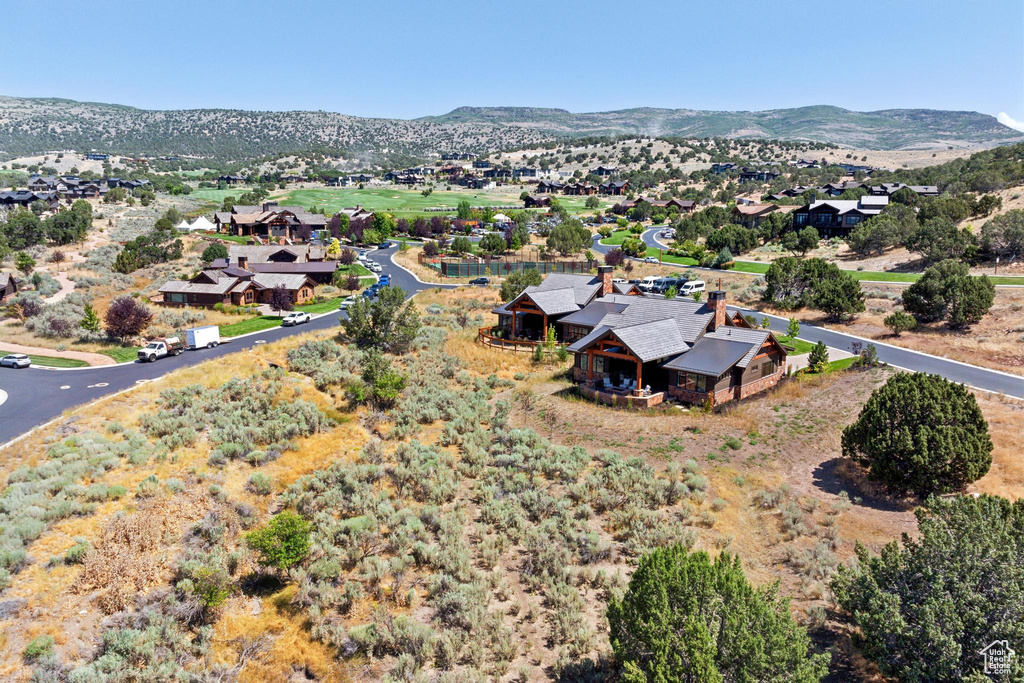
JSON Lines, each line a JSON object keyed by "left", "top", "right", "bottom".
{"left": 200, "top": 243, "right": 228, "bottom": 264}
{"left": 340, "top": 285, "right": 420, "bottom": 354}
{"left": 23, "top": 635, "right": 55, "bottom": 662}
{"left": 841, "top": 373, "right": 992, "bottom": 496}
{"left": 246, "top": 511, "right": 311, "bottom": 571}
{"left": 499, "top": 269, "right": 543, "bottom": 302}
{"left": 883, "top": 310, "right": 916, "bottom": 336}
{"left": 247, "top": 472, "right": 273, "bottom": 495}
{"left": 608, "top": 547, "right": 828, "bottom": 681}
{"left": 832, "top": 495, "right": 1024, "bottom": 682}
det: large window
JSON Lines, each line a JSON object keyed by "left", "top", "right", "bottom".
{"left": 677, "top": 372, "right": 707, "bottom": 392}
{"left": 845, "top": 215, "right": 863, "bottom": 226}
{"left": 760, "top": 360, "right": 775, "bottom": 377}
{"left": 794, "top": 213, "right": 808, "bottom": 226}
{"left": 594, "top": 356, "right": 605, "bottom": 374}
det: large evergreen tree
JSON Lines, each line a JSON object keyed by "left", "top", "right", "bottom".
{"left": 832, "top": 495, "right": 1024, "bottom": 682}
{"left": 608, "top": 546, "right": 828, "bottom": 682}
{"left": 841, "top": 372, "right": 992, "bottom": 496}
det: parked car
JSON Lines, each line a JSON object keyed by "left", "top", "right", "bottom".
{"left": 378, "top": 241, "right": 391, "bottom": 249}
{"left": 362, "top": 289, "right": 377, "bottom": 299}
{"left": 644, "top": 256, "right": 660, "bottom": 264}
{"left": 138, "top": 337, "right": 185, "bottom": 362}
{"left": 678, "top": 280, "right": 706, "bottom": 296}
{"left": 185, "top": 326, "right": 220, "bottom": 349}
{"left": 469, "top": 277, "right": 490, "bottom": 286}
{"left": 0, "top": 353, "right": 30, "bottom": 369}
{"left": 368, "top": 262, "right": 383, "bottom": 273}
{"left": 282, "top": 311, "right": 312, "bottom": 326}
{"left": 611, "top": 278, "right": 627, "bottom": 284}
{"left": 339, "top": 296, "right": 358, "bottom": 310}
{"left": 378, "top": 274, "right": 390, "bottom": 286}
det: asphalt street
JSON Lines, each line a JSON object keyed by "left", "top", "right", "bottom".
{"left": 592, "top": 231, "right": 1024, "bottom": 398}
{"left": 0, "top": 245, "right": 451, "bottom": 446}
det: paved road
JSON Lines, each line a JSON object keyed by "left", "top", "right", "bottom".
{"left": 592, "top": 232, "right": 1024, "bottom": 398}
{"left": 0, "top": 246, "right": 451, "bottom": 447}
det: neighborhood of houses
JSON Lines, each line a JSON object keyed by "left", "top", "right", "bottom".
{"left": 0, "top": 174, "right": 151, "bottom": 209}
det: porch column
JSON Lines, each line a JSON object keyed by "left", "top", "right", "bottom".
{"left": 635, "top": 358, "right": 643, "bottom": 394}
{"left": 543, "top": 313, "right": 548, "bottom": 341}
{"left": 510, "top": 309, "right": 516, "bottom": 339}
{"left": 587, "top": 350, "right": 593, "bottom": 381}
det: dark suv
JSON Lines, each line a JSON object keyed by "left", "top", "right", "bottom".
{"left": 469, "top": 277, "right": 490, "bottom": 286}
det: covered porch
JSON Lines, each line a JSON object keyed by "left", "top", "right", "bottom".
{"left": 572, "top": 337, "right": 669, "bottom": 404}
{"left": 497, "top": 302, "right": 563, "bottom": 343}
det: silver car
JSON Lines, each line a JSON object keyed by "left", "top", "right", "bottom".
{"left": 0, "top": 353, "right": 31, "bottom": 368}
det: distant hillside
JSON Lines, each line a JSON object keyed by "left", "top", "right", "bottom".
{"left": 0, "top": 96, "right": 548, "bottom": 164}
{"left": 0, "top": 96, "right": 1019, "bottom": 165}
{"left": 422, "top": 105, "right": 1024, "bottom": 150}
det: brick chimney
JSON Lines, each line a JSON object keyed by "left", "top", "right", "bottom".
{"left": 597, "top": 265, "right": 613, "bottom": 296}
{"left": 707, "top": 289, "right": 727, "bottom": 331}
{"left": 237, "top": 256, "right": 248, "bottom": 271}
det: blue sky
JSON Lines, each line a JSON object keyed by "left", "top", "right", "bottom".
{"left": 2, "top": 0, "right": 1022, "bottom": 127}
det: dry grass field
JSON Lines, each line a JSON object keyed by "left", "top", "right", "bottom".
{"left": 0, "top": 285, "right": 1018, "bottom": 680}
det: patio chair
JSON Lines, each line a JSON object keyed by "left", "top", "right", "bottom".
{"left": 627, "top": 380, "right": 636, "bottom": 393}
{"left": 602, "top": 377, "right": 614, "bottom": 391}
{"left": 644, "top": 385, "right": 652, "bottom": 396}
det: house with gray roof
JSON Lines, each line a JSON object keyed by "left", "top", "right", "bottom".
{"left": 485, "top": 268, "right": 787, "bottom": 408}
{"left": 791, "top": 195, "right": 890, "bottom": 238}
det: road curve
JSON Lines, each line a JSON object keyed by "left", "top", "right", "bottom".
{"left": 591, "top": 233, "right": 1024, "bottom": 398}
{"left": 0, "top": 246, "right": 452, "bottom": 448}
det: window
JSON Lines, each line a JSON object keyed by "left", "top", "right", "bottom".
{"left": 677, "top": 372, "right": 707, "bottom": 392}
{"left": 576, "top": 354, "right": 587, "bottom": 369}
{"left": 794, "top": 213, "right": 808, "bottom": 226}
{"left": 594, "top": 356, "right": 605, "bottom": 374}
{"left": 846, "top": 215, "right": 862, "bottom": 226}
{"left": 761, "top": 360, "right": 775, "bottom": 377}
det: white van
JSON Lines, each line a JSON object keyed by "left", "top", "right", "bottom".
{"left": 678, "top": 279, "right": 706, "bottom": 295}
{"left": 637, "top": 276, "right": 659, "bottom": 292}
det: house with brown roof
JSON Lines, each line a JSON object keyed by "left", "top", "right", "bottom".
{"left": 599, "top": 180, "right": 630, "bottom": 196}
{"left": 732, "top": 203, "right": 780, "bottom": 229}
{"left": 224, "top": 203, "right": 327, "bottom": 241}
{"left": 524, "top": 194, "right": 551, "bottom": 209}
{"left": 564, "top": 182, "right": 597, "bottom": 196}
{"left": 158, "top": 265, "right": 316, "bottom": 308}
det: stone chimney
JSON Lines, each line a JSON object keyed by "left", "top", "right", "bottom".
{"left": 597, "top": 265, "right": 613, "bottom": 297}
{"left": 707, "top": 289, "right": 727, "bottom": 331}
{"left": 237, "top": 256, "right": 248, "bottom": 271}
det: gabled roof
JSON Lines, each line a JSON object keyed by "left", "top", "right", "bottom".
{"left": 558, "top": 301, "right": 629, "bottom": 327}
{"left": 663, "top": 337, "right": 752, "bottom": 375}
{"left": 566, "top": 318, "right": 688, "bottom": 363}
{"left": 704, "top": 327, "right": 772, "bottom": 368}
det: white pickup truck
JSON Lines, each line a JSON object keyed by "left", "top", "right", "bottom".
{"left": 137, "top": 337, "right": 185, "bottom": 362}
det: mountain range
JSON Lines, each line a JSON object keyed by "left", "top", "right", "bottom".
{"left": 0, "top": 96, "right": 1019, "bottom": 164}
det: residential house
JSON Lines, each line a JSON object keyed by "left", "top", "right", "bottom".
{"left": 868, "top": 182, "right": 939, "bottom": 197}
{"left": 819, "top": 181, "right": 867, "bottom": 197}
{"left": 513, "top": 167, "right": 538, "bottom": 178}
{"left": 0, "top": 273, "right": 18, "bottom": 302}
{"left": 792, "top": 195, "right": 889, "bottom": 238}
{"left": 0, "top": 190, "right": 59, "bottom": 209}
{"left": 564, "top": 182, "right": 597, "bottom": 196}
{"left": 483, "top": 168, "right": 513, "bottom": 179}
{"left": 711, "top": 163, "right": 736, "bottom": 174}
{"left": 488, "top": 268, "right": 786, "bottom": 408}
{"left": 732, "top": 204, "right": 779, "bottom": 229}
{"left": 591, "top": 166, "right": 618, "bottom": 176}
{"left": 599, "top": 180, "right": 630, "bottom": 196}
{"left": 224, "top": 203, "right": 327, "bottom": 241}
{"left": 85, "top": 153, "right": 109, "bottom": 161}
{"left": 523, "top": 194, "right": 551, "bottom": 209}
{"left": 739, "top": 167, "right": 780, "bottom": 183}
{"left": 217, "top": 175, "right": 248, "bottom": 185}
{"left": 536, "top": 180, "right": 564, "bottom": 193}
{"left": 472, "top": 160, "right": 492, "bottom": 169}
{"left": 349, "top": 173, "right": 374, "bottom": 183}
{"left": 159, "top": 265, "right": 316, "bottom": 308}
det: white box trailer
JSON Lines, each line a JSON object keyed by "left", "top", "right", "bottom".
{"left": 186, "top": 326, "right": 221, "bottom": 349}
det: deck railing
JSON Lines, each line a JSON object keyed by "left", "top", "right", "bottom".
{"left": 476, "top": 327, "right": 550, "bottom": 353}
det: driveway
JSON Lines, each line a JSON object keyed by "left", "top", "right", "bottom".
{"left": 0, "top": 245, "right": 452, "bottom": 447}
